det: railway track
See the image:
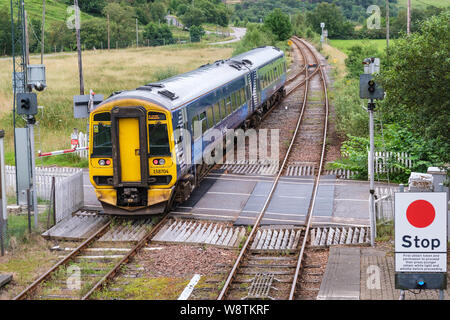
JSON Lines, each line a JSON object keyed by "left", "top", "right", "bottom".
{"left": 13, "top": 215, "right": 169, "bottom": 300}
{"left": 216, "top": 36, "right": 330, "bottom": 300}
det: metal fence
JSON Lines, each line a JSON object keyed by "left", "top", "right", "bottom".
{"left": 374, "top": 186, "right": 398, "bottom": 222}
{"left": 6, "top": 166, "right": 82, "bottom": 200}
{"left": 55, "top": 171, "right": 84, "bottom": 222}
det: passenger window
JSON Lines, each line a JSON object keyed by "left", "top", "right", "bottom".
{"left": 207, "top": 107, "right": 214, "bottom": 127}
{"left": 199, "top": 111, "right": 207, "bottom": 133}
{"left": 224, "top": 97, "right": 229, "bottom": 115}
{"left": 192, "top": 114, "right": 200, "bottom": 140}
{"left": 235, "top": 91, "right": 241, "bottom": 108}
{"left": 231, "top": 93, "right": 236, "bottom": 111}
{"left": 213, "top": 103, "right": 221, "bottom": 123}
{"left": 220, "top": 99, "right": 226, "bottom": 117}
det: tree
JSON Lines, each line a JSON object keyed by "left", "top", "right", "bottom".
{"left": 144, "top": 22, "right": 174, "bottom": 46}
{"left": 0, "top": 6, "right": 12, "bottom": 55}
{"left": 102, "top": 3, "right": 135, "bottom": 46}
{"left": 264, "top": 8, "right": 293, "bottom": 41}
{"left": 150, "top": 2, "right": 167, "bottom": 24}
{"left": 306, "top": 3, "right": 354, "bottom": 39}
{"left": 189, "top": 25, "right": 205, "bottom": 42}
{"left": 181, "top": 6, "right": 205, "bottom": 27}
{"left": 378, "top": 11, "right": 450, "bottom": 163}
{"left": 78, "top": 0, "right": 106, "bottom": 15}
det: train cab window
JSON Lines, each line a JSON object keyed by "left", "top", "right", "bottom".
{"left": 241, "top": 88, "right": 246, "bottom": 104}
{"left": 148, "top": 123, "right": 171, "bottom": 156}
{"left": 206, "top": 107, "right": 214, "bottom": 127}
{"left": 93, "top": 123, "right": 112, "bottom": 156}
{"left": 213, "top": 103, "right": 221, "bottom": 123}
{"left": 93, "top": 112, "right": 111, "bottom": 121}
{"left": 199, "top": 111, "right": 207, "bottom": 133}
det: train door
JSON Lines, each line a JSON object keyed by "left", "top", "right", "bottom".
{"left": 111, "top": 106, "right": 149, "bottom": 188}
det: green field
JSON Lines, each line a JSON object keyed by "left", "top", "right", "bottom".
{"left": 397, "top": 0, "right": 450, "bottom": 9}
{"left": 329, "top": 39, "right": 391, "bottom": 54}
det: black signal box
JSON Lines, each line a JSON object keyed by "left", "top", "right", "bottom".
{"left": 16, "top": 92, "right": 38, "bottom": 115}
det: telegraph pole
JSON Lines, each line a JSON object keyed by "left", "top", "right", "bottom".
{"left": 407, "top": 0, "right": 411, "bottom": 35}
{"left": 41, "top": 0, "right": 45, "bottom": 64}
{"left": 74, "top": 0, "right": 84, "bottom": 95}
{"left": 107, "top": 13, "right": 110, "bottom": 50}
{"left": 386, "top": 0, "right": 390, "bottom": 51}
{"left": 136, "top": 18, "right": 139, "bottom": 47}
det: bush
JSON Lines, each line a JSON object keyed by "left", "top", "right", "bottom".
{"left": 233, "top": 23, "right": 277, "bottom": 55}
{"left": 189, "top": 25, "right": 205, "bottom": 43}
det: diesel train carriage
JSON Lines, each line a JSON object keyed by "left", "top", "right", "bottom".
{"left": 89, "top": 46, "right": 287, "bottom": 215}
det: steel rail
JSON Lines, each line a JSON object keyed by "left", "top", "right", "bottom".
{"left": 217, "top": 37, "right": 313, "bottom": 300}
{"left": 81, "top": 214, "right": 170, "bottom": 299}
{"left": 288, "top": 36, "right": 329, "bottom": 300}
{"left": 13, "top": 220, "right": 112, "bottom": 300}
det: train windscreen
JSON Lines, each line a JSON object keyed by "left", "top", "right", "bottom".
{"left": 148, "top": 123, "right": 171, "bottom": 156}
{"left": 92, "top": 123, "right": 112, "bottom": 156}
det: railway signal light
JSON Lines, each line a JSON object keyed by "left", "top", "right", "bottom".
{"left": 16, "top": 93, "right": 38, "bottom": 115}
{"left": 359, "top": 74, "right": 384, "bottom": 100}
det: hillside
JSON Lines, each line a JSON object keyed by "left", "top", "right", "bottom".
{"left": 0, "top": 0, "right": 95, "bottom": 24}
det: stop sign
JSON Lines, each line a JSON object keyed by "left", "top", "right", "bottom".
{"left": 395, "top": 192, "right": 447, "bottom": 273}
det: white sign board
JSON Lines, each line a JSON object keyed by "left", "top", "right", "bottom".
{"left": 395, "top": 192, "right": 447, "bottom": 273}
{"left": 320, "top": 22, "right": 325, "bottom": 28}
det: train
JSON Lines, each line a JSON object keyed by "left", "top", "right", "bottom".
{"left": 89, "top": 46, "right": 287, "bottom": 215}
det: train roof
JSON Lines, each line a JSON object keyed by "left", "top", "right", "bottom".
{"left": 98, "top": 46, "right": 285, "bottom": 112}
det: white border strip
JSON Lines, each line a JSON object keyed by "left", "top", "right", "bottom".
{"left": 177, "top": 274, "right": 202, "bottom": 300}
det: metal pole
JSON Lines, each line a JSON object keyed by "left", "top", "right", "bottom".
{"left": 369, "top": 100, "right": 376, "bottom": 247}
{"left": 398, "top": 184, "right": 405, "bottom": 299}
{"left": 10, "top": 0, "right": 19, "bottom": 204}
{"left": 27, "top": 189, "right": 31, "bottom": 234}
{"left": 0, "top": 130, "right": 5, "bottom": 256}
{"left": 28, "top": 121, "right": 38, "bottom": 228}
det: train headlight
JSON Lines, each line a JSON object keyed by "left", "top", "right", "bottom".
{"left": 152, "top": 159, "right": 165, "bottom": 165}
{"left": 98, "top": 159, "right": 111, "bottom": 166}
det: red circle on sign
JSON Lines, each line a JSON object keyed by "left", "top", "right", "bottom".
{"left": 406, "top": 200, "right": 435, "bottom": 228}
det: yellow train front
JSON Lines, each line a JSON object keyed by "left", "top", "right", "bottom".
{"left": 89, "top": 99, "right": 177, "bottom": 215}
{"left": 89, "top": 46, "right": 287, "bottom": 215}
